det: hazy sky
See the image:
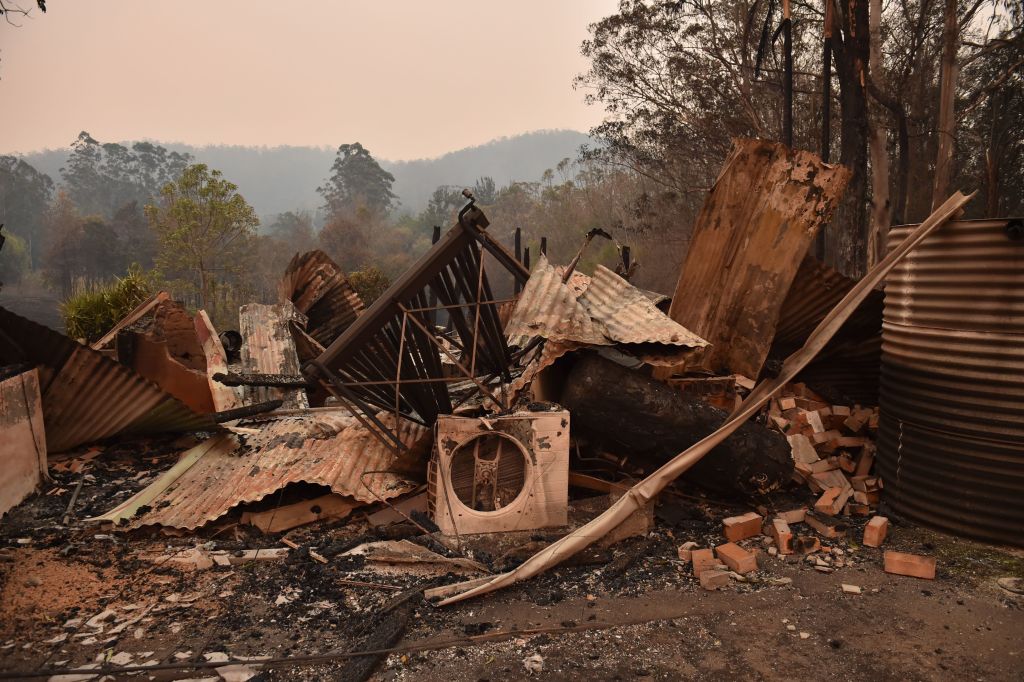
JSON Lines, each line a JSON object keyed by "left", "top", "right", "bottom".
{"left": 0, "top": 1, "right": 619, "bottom": 159}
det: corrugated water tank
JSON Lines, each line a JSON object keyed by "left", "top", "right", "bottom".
{"left": 878, "top": 218, "right": 1024, "bottom": 546}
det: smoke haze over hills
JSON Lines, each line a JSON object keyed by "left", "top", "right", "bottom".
{"left": 22, "top": 129, "right": 593, "bottom": 220}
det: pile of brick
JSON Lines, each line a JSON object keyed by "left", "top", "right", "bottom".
{"left": 766, "top": 383, "right": 882, "bottom": 518}
{"left": 678, "top": 510, "right": 936, "bottom": 590}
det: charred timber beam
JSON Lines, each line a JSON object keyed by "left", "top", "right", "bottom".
{"left": 562, "top": 354, "right": 793, "bottom": 497}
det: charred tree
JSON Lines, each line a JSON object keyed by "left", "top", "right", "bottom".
{"left": 825, "top": 0, "right": 871, "bottom": 277}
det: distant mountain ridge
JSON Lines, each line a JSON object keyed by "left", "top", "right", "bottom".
{"left": 21, "top": 129, "right": 593, "bottom": 219}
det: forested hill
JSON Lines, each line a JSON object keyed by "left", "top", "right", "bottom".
{"left": 22, "top": 129, "right": 592, "bottom": 218}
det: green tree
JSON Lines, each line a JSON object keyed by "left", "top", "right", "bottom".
{"left": 418, "top": 185, "right": 463, "bottom": 231}
{"left": 145, "top": 164, "right": 259, "bottom": 312}
{"left": 110, "top": 200, "right": 156, "bottom": 268}
{"left": 318, "top": 142, "right": 397, "bottom": 219}
{"left": 473, "top": 176, "right": 497, "bottom": 204}
{"left": 80, "top": 216, "right": 127, "bottom": 281}
{"left": 62, "top": 131, "right": 193, "bottom": 219}
{"left": 348, "top": 266, "right": 391, "bottom": 305}
{"left": 0, "top": 155, "right": 54, "bottom": 266}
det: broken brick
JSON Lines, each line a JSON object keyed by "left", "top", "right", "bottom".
{"left": 793, "top": 535, "right": 821, "bottom": 554}
{"left": 884, "top": 551, "right": 936, "bottom": 579}
{"left": 677, "top": 541, "right": 699, "bottom": 562}
{"left": 863, "top": 516, "right": 889, "bottom": 547}
{"left": 722, "top": 512, "right": 763, "bottom": 542}
{"left": 700, "top": 568, "right": 731, "bottom": 590}
{"left": 814, "top": 486, "right": 853, "bottom": 516}
{"left": 804, "top": 512, "right": 847, "bottom": 539}
{"left": 691, "top": 548, "right": 718, "bottom": 577}
{"left": 770, "top": 518, "right": 793, "bottom": 554}
{"left": 715, "top": 542, "right": 758, "bottom": 574}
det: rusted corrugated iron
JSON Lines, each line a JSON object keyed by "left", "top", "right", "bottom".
{"left": 580, "top": 264, "right": 708, "bottom": 348}
{"left": 280, "top": 250, "right": 364, "bottom": 350}
{"left": 878, "top": 218, "right": 1024, "bottom": 546}
{"left": 506, "top": 255, "right": 608, "bottom": 347}
{"left": 95, "top": 410, "right": 428, "bottom": 530}
{"left": 769, "top": 256, "right": 883, "bottom": 404}
{"left": 507, "top": 255, "right": 706, "bottom": 352}
{"left": 0, "top": 307, "right": 216, "bottom": 452}
{"left": 239, "top": 302, "right": 309, "bottom": 410}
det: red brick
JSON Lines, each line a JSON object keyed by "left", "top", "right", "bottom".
{"left": 770, "top": 518, "right": 793, "bottom": 554}
{"left": 884, "top": 551, "right": 935, "bottom": 579}
{"left": 862, "top": 516, "right": 889, "bottom": 547}
{"left": 814, "top": 486, "right": 853, "bottom": 516}
{"left": 677, "top": 541, "right": 699, "bottom": 562}
{"left": 691, "top": 548, "right": 718, "bottom": 577}
{"left": 715, "top": 542, "right": 758, "bottom": 574}
{"left": 722, "top": 512, "right": 763, "bottom": 542}
{"left": 778, "top": 508, "right": 806, "bottom": 524}
{"left": 700, "top": 568, "right": 731, "bottom": 590}
{"left": 804, "top": 511, "right": 847, "bottom": 539}
{"left": 793, "top": 535, "right": 821, "bottom": 554}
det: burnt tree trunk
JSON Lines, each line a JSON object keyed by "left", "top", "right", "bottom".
{"left": 562, "top": 354, "right": 793, "bottom": 497}
{"left": 931, "top": 0, "right": 959, "bottom": 211}
{"left": 826, "top": 0, "right": 871, "bottom": 277}
{"left": 866, "top": 0, "right": 891, "bottom": 266}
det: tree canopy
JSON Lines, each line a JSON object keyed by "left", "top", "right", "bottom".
{"left": 144, "top": 163, "right": 259, "bottom": 317}
{"left": 318, "top": 142, "right": 397, "bottom": 219}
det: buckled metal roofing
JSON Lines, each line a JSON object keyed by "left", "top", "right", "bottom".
{"left": 280, "top": 250, "right": 365, "bottom": 349}
{"left": 0, "top": 307, "right": 216, "bottom": 452}
{"left": 95, "top": 409, "right": 428, "bottom": 530}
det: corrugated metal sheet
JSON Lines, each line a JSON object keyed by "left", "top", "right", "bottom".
{"left": 99, "top": 410, "right": 428, "bottom": 530}
{"left": 579, "top": 265, "right": 708, "bottom": 348}
{"left": 239, "top": 303, "right": 309, "bottom": 409}
{"left": 280, "top": 250, "right": 364, "bottom": 349}
{"left": 506, "top": 256, "right": 706, "bottom": 352}
{"left": 0, "top": 307, "right": 216, "bottom": 452}
{"left": 878, "top": 218, "right": 1024, "bottom": 546}
{"left": 769, "top": 256, "right": 883, "bottom": 404}
{"left": 506, "top": 255, "right": 608, "bottom": 347}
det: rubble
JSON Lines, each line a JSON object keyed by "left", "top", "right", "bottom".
{"left": 0, "top": 137, "right": 1008, "bottom": 680}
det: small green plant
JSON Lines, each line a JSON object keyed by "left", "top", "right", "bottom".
{"left": 61, "top": 265, "right": 154, "bottom": 342}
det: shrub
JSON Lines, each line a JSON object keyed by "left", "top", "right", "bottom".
{"left": 348, "top": 266, "right": 391, "bottom": 305}
{"left": 61, "top": 265, "right": 154, "bottom": 342}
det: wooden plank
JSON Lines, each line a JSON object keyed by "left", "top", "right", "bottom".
{"left": 657, "top": 138, "right": 851, "bottom": 378}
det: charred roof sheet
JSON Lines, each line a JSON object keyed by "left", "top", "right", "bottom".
{"left": 280, "top": 250, "right": 364, "bottom": 350}
{"left": 96, "top": 409, "right": 428, "bottom": 530}
{"left": 0, "top": 307, "right": 216, "bottom": 452}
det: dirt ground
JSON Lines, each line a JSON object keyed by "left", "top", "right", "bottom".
{"left": 1, "top": 441, "right": 1022, "bottom": 681}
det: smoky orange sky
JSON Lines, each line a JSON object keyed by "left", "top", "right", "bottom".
{"left": 0, "top": 0, "right": 618, "bottom": 159}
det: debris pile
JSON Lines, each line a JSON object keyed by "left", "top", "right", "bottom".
{"left": 0, "top": 137, "right": 999, "bottom": 680}
{"left": 768, "top": 383, "right": 882, "bottom": 516}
